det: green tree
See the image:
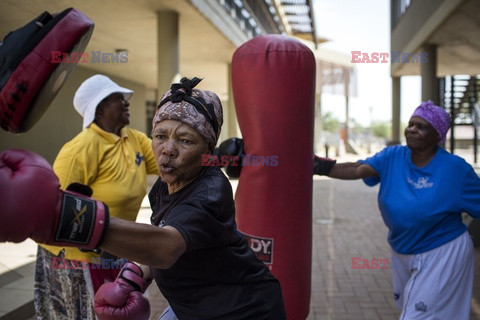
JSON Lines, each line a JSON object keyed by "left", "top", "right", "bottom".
{"left": 322, "top": 112, "right": 340, "bottom": 133}
{"left": 350, "top": 119, "right": 366, "bottom": 133}
{"left": 371, "top": 121, "right": 391, "bottom": 139}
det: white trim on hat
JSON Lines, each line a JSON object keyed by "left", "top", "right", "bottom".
{"left": 73, "top": 75, "right": 133, "bottom": 129}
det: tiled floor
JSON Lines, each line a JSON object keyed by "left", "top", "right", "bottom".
{"left": 307, "top": 178, "right": 399, "bottom": 319}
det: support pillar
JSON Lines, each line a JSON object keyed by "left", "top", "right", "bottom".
{"left": 314, "top": 92, "right": 323, "bottom": 155}
{"left": 157, "top": 11, "right": 179, "bottom": 95}
{"left": 421, "top": 44, "right": 438, "bottom": 104}
{"left": 344, "top": 69, "right": 350, "bottom": 144}
{"left": 392, "top": 76, "right": 401, "bottom": 144}
{"left": 227, "top": 64, "right": 240, "bottom": 139}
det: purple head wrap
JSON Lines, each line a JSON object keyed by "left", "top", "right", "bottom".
{"left": 411, "top": 100, "right": 451, "bottom": 144}
{"left": 152, "top": 77, "right": 223, "bottom": 151}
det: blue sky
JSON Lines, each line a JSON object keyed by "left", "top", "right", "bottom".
{"left": 312, "top": 0, "right": 421, "bottom": 126}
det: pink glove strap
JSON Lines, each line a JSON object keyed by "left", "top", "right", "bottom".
{"left": 118, "top": 263, "right": 151, "bottom": 293}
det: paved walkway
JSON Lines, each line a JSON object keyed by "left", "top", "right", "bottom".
{"left": 308, "top": 177, "right": 399, "bottom": 319}
{"left": 1, "top": 151, "right": 480, "bottom": 319}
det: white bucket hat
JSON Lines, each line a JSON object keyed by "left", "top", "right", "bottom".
{"left": 73, "top": 74, "right": 133, "bottom": 129}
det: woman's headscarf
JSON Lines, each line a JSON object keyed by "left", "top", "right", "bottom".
{"left": 411, "top": 100, "right": 451, "bottom": 144}
{"left": 152, "top": 77, "right": 223, "bottom": 151}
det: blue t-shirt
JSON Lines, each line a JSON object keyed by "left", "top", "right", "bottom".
{"left": 360, "top": 145, "right": 480, "bottom": 254}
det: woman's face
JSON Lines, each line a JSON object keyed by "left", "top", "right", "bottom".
{"left": 96, "top": 92, "right": 130, "bottom": 128}
{"left": 152, "top": 119, "right": 209, "bottom": 193}
{"left": 404, "top": 116, "right": 439, "bottom": 151}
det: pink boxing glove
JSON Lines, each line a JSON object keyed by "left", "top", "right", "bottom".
{"left": 94, "top": 262, "right": 151, "bottom": 320}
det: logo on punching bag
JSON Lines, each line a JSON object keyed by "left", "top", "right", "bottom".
{"left": 242, "top": 232, "right": 274, "bottom": 264}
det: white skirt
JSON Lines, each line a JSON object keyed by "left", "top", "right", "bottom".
{"left": 391, "top": 231, "right": 474, "bottom": 320}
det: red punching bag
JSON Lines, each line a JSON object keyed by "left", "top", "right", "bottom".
{"left": 231, "top": 35, "right": 315, "bottom": 319}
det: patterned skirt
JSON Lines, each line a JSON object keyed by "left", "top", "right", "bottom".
{"left": 34, "top": 246, "right": 96, "bottom": 320}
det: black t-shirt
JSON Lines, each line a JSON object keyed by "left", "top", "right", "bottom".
{"left": 149, "top": 166, "right": 286, "bottom": 320}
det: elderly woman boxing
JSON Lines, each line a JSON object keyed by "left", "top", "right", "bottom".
{"left": 94, "top": 77, "right": 287, "bottom": 320}
{"left": 0, "top": 76, "right": 286, "bottom": 320}
{"left": 315, "top": 100, "right": 480, "bottom": 319}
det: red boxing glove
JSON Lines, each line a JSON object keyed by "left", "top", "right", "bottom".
{"left": 94, "top": 262, "right": 151, "bottom": 320}
{"left": 0, "top": 148, "right": 108, "bottom": 249}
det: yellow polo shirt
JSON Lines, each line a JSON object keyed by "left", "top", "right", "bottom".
{"left": 41, "top": 123, "right": 158, "bottom": 261}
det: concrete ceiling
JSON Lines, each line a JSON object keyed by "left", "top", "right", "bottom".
{"left": 431, "top": 0, "right": 480, "bottom": 76}
{"left": 0, "top": 0, "right": 237, "bottom": 96}
{"left": 392, "top": 0, "right": 480, "bottom": 76}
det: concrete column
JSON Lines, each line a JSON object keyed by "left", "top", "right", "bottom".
{"left": 421, "top": 44, "right": 438, "bottom": 104}
{"left": 313, "top": 92, "right": 323, "bottom": 155}
{"left": 221, "top": 63, "right": 240, "bottom": 143}
{"left": 342, "top": 69, "right": 357, "bottom": 154}
{"left": 392, "top": 76, "right": 401, "bottom": 144}
{"left": 344, "top": 69, "right": 350, "bottom": 143}
{"left": 157, "top": 11, "right": 179, "bottom": 95}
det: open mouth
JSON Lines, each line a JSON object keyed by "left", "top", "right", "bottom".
{"left": 159, "top": 159, "right": 175, "bottom": 173}
{"left": 161, "top": 164, "right": 174, "bottom": 173}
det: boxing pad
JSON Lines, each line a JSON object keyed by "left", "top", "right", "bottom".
{"left": 232, "top": 35, "right": 315, "bottom": 319}
{"left": 0, "top": 7, "right": 94, "bottom": 133}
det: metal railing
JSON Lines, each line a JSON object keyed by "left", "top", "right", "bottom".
{"left": 217, "top": 0, "right": 262, "bottom": 38}
{"left": 473, "top": 102, "right": 479, "bottom": 163}
{"left": 391, "top": 0, "right": 412, "bottom": 29}
{"left": 216, "top": 0, "right": 315, "bottom": 44}
{"left": 440, "top": 75, "right": 480, "bottom": 164}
